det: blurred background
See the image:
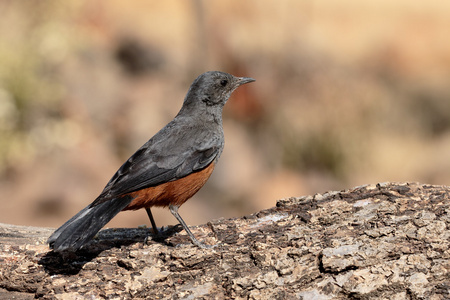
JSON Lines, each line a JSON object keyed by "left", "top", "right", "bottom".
{"left": 1, "top": 0, "right": 449, "bottom": 229}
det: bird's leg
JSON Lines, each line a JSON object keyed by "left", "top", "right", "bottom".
{"left": 169, "top": 204, "right": 214, "bottom": 249}
{"left": 143, "top": 207, "right": 159, "bottom": 245}
{"left": 145, "top": 207, "right": 159, "bottom": 235}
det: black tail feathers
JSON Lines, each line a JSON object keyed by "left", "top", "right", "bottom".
{"left": 48, "top": 196, "right": 133, "bottom": 252}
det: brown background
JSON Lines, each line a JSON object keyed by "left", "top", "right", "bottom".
{"left": 0, "top": 1, "right": 449, "bottom": 229}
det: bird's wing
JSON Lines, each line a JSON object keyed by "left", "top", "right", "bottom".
{"left": 91, "top": 124, "right": 222, "bottom": 207}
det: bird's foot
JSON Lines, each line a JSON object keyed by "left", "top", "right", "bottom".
{"left": 144, "top": 224, "right": 183, "bottom": 245}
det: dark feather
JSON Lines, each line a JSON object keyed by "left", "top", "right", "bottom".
{"left": 48, "top": 196, "right": 134, "bottom": 251}
{"left": 91, "top": 123, "right": 223, "bottom": 206}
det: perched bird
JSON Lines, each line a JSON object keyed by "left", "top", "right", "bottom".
{"left": 48, "top": 71, "right": 255, "bottom": 251}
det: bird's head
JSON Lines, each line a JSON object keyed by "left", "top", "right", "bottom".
{"left": 182, "top": 71, "right": 255, "bottom": 113}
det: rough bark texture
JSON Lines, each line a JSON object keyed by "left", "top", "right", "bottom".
{"left": 0, "top": 182, "right": 449, "bottom": 299}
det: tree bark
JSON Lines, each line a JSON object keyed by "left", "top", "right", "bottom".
{"left": 0, "top": 182, "right": 449, "bottom": 299}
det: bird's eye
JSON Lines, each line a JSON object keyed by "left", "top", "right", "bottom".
{"left": 220, "top": 79, "right": 228, "bottom": 86}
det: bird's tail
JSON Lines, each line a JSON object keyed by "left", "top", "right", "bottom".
{"left": 48, "top": 196, "right": 132, "bottom": 252}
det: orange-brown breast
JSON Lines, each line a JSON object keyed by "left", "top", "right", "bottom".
{"left": 122, "top": 162, "right": 215, "bottom": 211}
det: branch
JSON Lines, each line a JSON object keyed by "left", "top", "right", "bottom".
{"left": 0, "top": 182, "right": 449, "bottom": 299}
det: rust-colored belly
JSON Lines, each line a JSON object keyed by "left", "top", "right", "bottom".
{"left": 122, "top": 162, "right": 215, "bottom": 210}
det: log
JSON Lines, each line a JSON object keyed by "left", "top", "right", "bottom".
{"left": 0, "top": 182, "right": 449, "bottom": 299}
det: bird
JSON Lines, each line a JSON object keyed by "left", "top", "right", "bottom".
{"left": 48, "top": 71, "right": 255, "bottom": 251}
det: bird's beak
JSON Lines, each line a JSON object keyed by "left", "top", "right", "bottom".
{"left": 236, "top": 77, "right": 256, "bottom": 86}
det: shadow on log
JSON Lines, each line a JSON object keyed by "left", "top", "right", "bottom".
{"left": 0, "top": 182, "right": 449, "bottom": 299}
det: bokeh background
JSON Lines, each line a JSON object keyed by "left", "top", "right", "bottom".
{"left": 1, "top": 1, "right": 449, "bottom": 229}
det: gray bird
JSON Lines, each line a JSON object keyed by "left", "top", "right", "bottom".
{"left": 48, "top": 71, "right": 255, "bottom": 251}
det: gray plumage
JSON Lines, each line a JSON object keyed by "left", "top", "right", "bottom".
{"left": 48, "top": 71, "right": 255, "bottom": 251}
